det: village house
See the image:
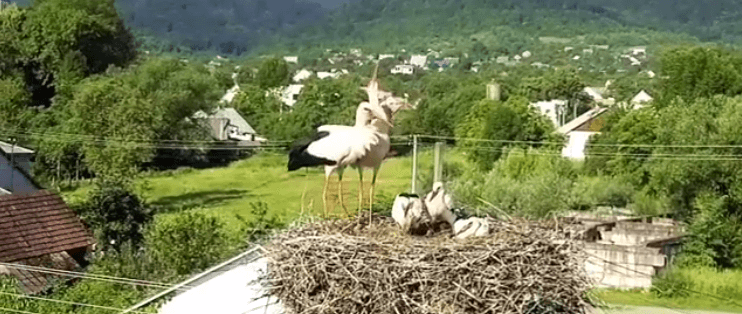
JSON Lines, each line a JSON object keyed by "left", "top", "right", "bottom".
{"left": 378, "top": 54, "right": 395, "bottom": 60}
{"left": 410, "top": 55, "right": 428, "bottom": 68}
{"left": 557, "top": 106, "right": 610, "bottom": 160}
{"left": 292, "top": 69, "right": 312, "bottom": 82}
{"left": 391, "top": 64, "right": 414, "bottom": 75}
{"left": 281, "top": 84, "right": 304, "bottom": 108}
{"left": 282, "top": 56, "right": 298, "bottom": 64}
{"left": 531, "top": 99, "right": 567, "bottom": 127}
{"left": 0, "top": 143, "right": 40, "bottom": 195}
{"left": 317, "top": 71, "right": 341, "bottom": 79}
{"left": 193, "top": 108, "right": 260, "bottom": 143}
{"left": 220, "top": 85, "right": 240, "bottom": 104}
{"left": 0, "top": 191, "right": 95, "bottom": 294}
{"left": 631, "top": 90, "right": 653, "bottom": 109}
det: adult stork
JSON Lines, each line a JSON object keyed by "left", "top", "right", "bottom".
{"left": 286, "top": 94, "right": 392, "bottom": 217}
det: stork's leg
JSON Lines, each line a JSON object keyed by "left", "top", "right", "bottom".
{"left": 369, "top": 166, "right": 380, "bottom": 225}
{"left": 322, "top": 176, "right": 330, "bottom": 218}
{"left": 337, "top": 168, "right": 349, "bottom": 216}
{"left": 357, "top": 167, "right": 364, "bottom": 216}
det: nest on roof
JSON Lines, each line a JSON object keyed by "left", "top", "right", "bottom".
{"left": 263, "top": 213, "right": 592, "bottom": 314}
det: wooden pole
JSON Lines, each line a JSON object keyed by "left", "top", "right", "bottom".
{"left": 433, "top": 141, "right": 444, "bottom": 185}
{"left": 411, "top": 135, "right": 418, "bottom": 194}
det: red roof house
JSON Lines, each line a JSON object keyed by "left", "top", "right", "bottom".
{"left": 0, "top": 191, "right": 95, "bottom": 293}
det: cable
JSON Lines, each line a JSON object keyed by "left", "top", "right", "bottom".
{"left": 0, "top": 262, "right": 195, "bottom": 291}
{"left": 0, "top": 291, "right": 155, "bottom": 314}
{"left": 0, "top": 307, "right": 42, "bottom": 314}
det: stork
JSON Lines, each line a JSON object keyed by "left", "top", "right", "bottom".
{"left": 287, "top": 100, "right": 391, "bottom": 217}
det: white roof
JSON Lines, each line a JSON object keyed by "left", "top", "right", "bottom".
{"left": 557, "top": 107, "right": 609, "bottom": 134}
{"left": 631, "top": 90, "right": 653, "bottom": 104}
{"left": 220, "top": 85, "right": 241, "bottom": 104}
{"left": 283, "top": 56, "right": 298, "bottom": 63}
{"left": 292, "top": 69, "right": 312, "bottom": 82}
{"left": 583, "top": 87, "right": 605, "bottom": 101}
{"left": 410, "top": 55, "right": 427, "bottom": 68}
{"left": 317, "top": 72, "right": 340, "bottom": 79}
{"left": 0, "top": 141, "right": 34, "bottom": 154}
{"left": 379, "top": 54, "right": 395, "bottom": 60}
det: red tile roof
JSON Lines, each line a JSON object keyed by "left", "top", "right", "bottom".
{"left": 0, "top": 191, "right": 94, "bottom": 263}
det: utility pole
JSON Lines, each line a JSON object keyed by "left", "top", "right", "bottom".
{"left": 433, "top": 141, "right": 444, "bottom": 185}
{"left": 411, "top": 135, "right": 418, "bottom": 194}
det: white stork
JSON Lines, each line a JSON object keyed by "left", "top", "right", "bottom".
{"left": 287, "top": 101, "right": 391, "bottom": 217}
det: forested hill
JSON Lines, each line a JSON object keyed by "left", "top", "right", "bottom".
{"left": 11, "top": 0, "right": 742, "bottom": 56}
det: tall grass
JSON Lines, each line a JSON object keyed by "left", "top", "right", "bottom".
{"left": 679, "top": 267, "right": 742, "bottom": 301}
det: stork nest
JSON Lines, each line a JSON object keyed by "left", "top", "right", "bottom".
{"left": 263, "top": 213, "right": 592, "bottom": 314}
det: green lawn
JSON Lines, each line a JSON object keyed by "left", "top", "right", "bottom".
{"left": 63, "top": 152, "right": 418, "bottom": 228}
{"left": 594, "top": 267, "right": 742, "bottom": 313}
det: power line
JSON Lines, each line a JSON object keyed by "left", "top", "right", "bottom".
{"left": 0, "top": 307, "right": 43, "bottom": 314}
{"left": 0, "top": 262, "right": 195, "bottom": 291}
{"left": 0, "top": 292, "right": 155, "bottom": 314}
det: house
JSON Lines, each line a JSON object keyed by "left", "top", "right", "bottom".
{"left": 522, "top": 51, "right": 532, "bottom": 58}
{"left": 631, "top": 90, "right": 653, "bottom": 109}
{"left": 531, "top": 99, "right": 567, "bottom": 127}
{"left": 281, "top": 84, "right": 304, "bottom": 108}
{"left": 513, "top": 55, "right": 522, "bottom": 61}
{"left": 557, "top": 107, "right": 610, "bottom": 160}
{"left": 379, "top": 54, "right": 395, "bottom": 60}
{"left": 317, "top": 71, "right": 340, "bottom": 79}
{"left": 496, "top": 56, "right": 509, "bottom": 64}
{"left": 0, "top": 144, "right": 41, "bottom": 195}
{"left": 391, "top": 64, "right": 414, "bottom": 75}
{"left": 121, "top": 247, "right": 285, "bottom": 314}
{"left": 350, "top": 48, "right": 362, "bottom": 56}
{"left": 193, "top": 108, "right": 259, "bottom": 142}
{"left": 220, "top": 85, "right": 240, "bottom": 104}
{"left": 283, "top": 56, "right": 298, "bottom": 64}
{"left": 583, "top": 48, "right": 594, "bottom": 54}
{"left": 410, "top": 55, "right": 428, "bottom": 68}
{"left": 0, "top": 191, "right": 95, "bottom": 294}
{"left": 292, "top": 69, "right": 312, "bottom": 82}
{"left": 629, "top": 46, "right": 647, "bottom": 56}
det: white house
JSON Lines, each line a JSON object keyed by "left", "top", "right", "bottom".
{"left": 283, "top": 56, "right": 298, "bottom": 64}
{"left": 522, "top": 51, "right": 532, "bottom": 58}
{"left": 292, "top": 69, "right": 312, "bottom": 82}
{"left": 220, "top": 85, "right": 240, "bottom": 104}
{"left": 631, "top": 90, "right": 653, "bottom": 109}
{"left": 193, "top": 108, "right": 259, "bottom": 142}
{"left": 281, "top": 84, "right": 304, "bottom": 108}
{"left": 496, "top": 56, "right": 509, "bottom": 64}
{"left": 410, "top": 55, "right": 428, "bottom": 68}
{"left": 317, "top": 71, "right": 340, "bottom": 79}
{"left": 557, "top": 107, "right": 610, "bottom": 160}
{"left": 122, "top": 248, "right": 285, "bottom": 314}
{"left": 379, "top": 54, "right": 395, "bottom": 60}
{"left": 0, "top": 143, "right": 40, "bottom": 195}
{"left": 531, "top": 99, "right": 567, "bottom": 127}
{"left": 391, "top": 64, "right": 414, "bottom": 75}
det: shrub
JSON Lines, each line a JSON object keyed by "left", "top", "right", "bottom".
{"left": 145, "top": 211, "right": 244, "bottom": 275}
{"left": 570, "top": 175, "right": 636, "bottom": 211}
{"left": 74, "top": 179, "right": 153, "bottom": 252}
{"left": 651, "top": 268, "right": 692, "bottom": 298}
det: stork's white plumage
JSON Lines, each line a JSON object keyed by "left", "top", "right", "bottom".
{"left": 391, "top": 185, "right": 457, "bottom": 235}
{"left": 288, "top": 63, "right": 393, "bottom": 218}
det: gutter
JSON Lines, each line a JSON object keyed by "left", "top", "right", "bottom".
{"left": 120, "top": 245, "right": 264, "bottom": 314}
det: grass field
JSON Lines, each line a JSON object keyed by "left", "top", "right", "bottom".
{"left": 63, "top": 151, "right": 429, "bottom": 228}
{"left": 594, "top": 267, "right": 742, "bottom": 313}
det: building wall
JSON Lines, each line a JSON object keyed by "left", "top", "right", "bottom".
{"left": 0, "top": 153, "right": 39, "bottom": 194}
{"left": 562, "top": 131, "right": 597, "bottom": 159}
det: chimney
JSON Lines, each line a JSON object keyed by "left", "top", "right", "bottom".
{"left": 486, "top": 81, "right": 501, "bottom": 101}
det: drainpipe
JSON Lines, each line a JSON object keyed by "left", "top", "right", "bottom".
{"left": 9, "top": 138, "right": 15, "bottom": 193}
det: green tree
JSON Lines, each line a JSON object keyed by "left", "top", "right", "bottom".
{"left": 75, "top": 179, "right": 153, "bottom": 252}
{"left": 256, "top": 57, "right": 289, "bottom": 89}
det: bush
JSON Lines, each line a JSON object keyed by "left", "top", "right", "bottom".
{"left": 145, "top": 211, "right": 244, "bottom": 276}
{"left": 630, "top": 189, "right": 671, "bottom": 217}
{"left": 75, "top": 179, "right": 153, "bottom": 252}
{"left": 651, "top": 268, "right": 692, "bottom": 298}
{"left": 570, "top": 175, "right": 635, "bottom": 211}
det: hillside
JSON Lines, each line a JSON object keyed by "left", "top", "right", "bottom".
{"left": 124, "top": 0, "right": 742, "bottom": 56}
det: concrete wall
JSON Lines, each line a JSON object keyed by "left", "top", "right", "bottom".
{"left": 600, "top": 222, "right": 683, "bottom": 246}
{"left": 583, "top": 242, "right": 666, "bottom": 289}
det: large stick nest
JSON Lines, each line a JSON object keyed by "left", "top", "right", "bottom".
{"left": 263, "top": 213, "right": 592, "bottom": 314}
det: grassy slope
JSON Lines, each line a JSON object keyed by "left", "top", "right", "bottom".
{"left": 64, "top": 152, "right": 418, "bottom": 228}
{"left": 595, "top": 267, "right": 742, "bottom": 313}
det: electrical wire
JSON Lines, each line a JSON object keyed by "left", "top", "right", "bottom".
{"left": 0, "top": 307, "right": 42, "bottom": 314}
{"left": 0, "top": 262, "right": 195, "bottom": 291}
